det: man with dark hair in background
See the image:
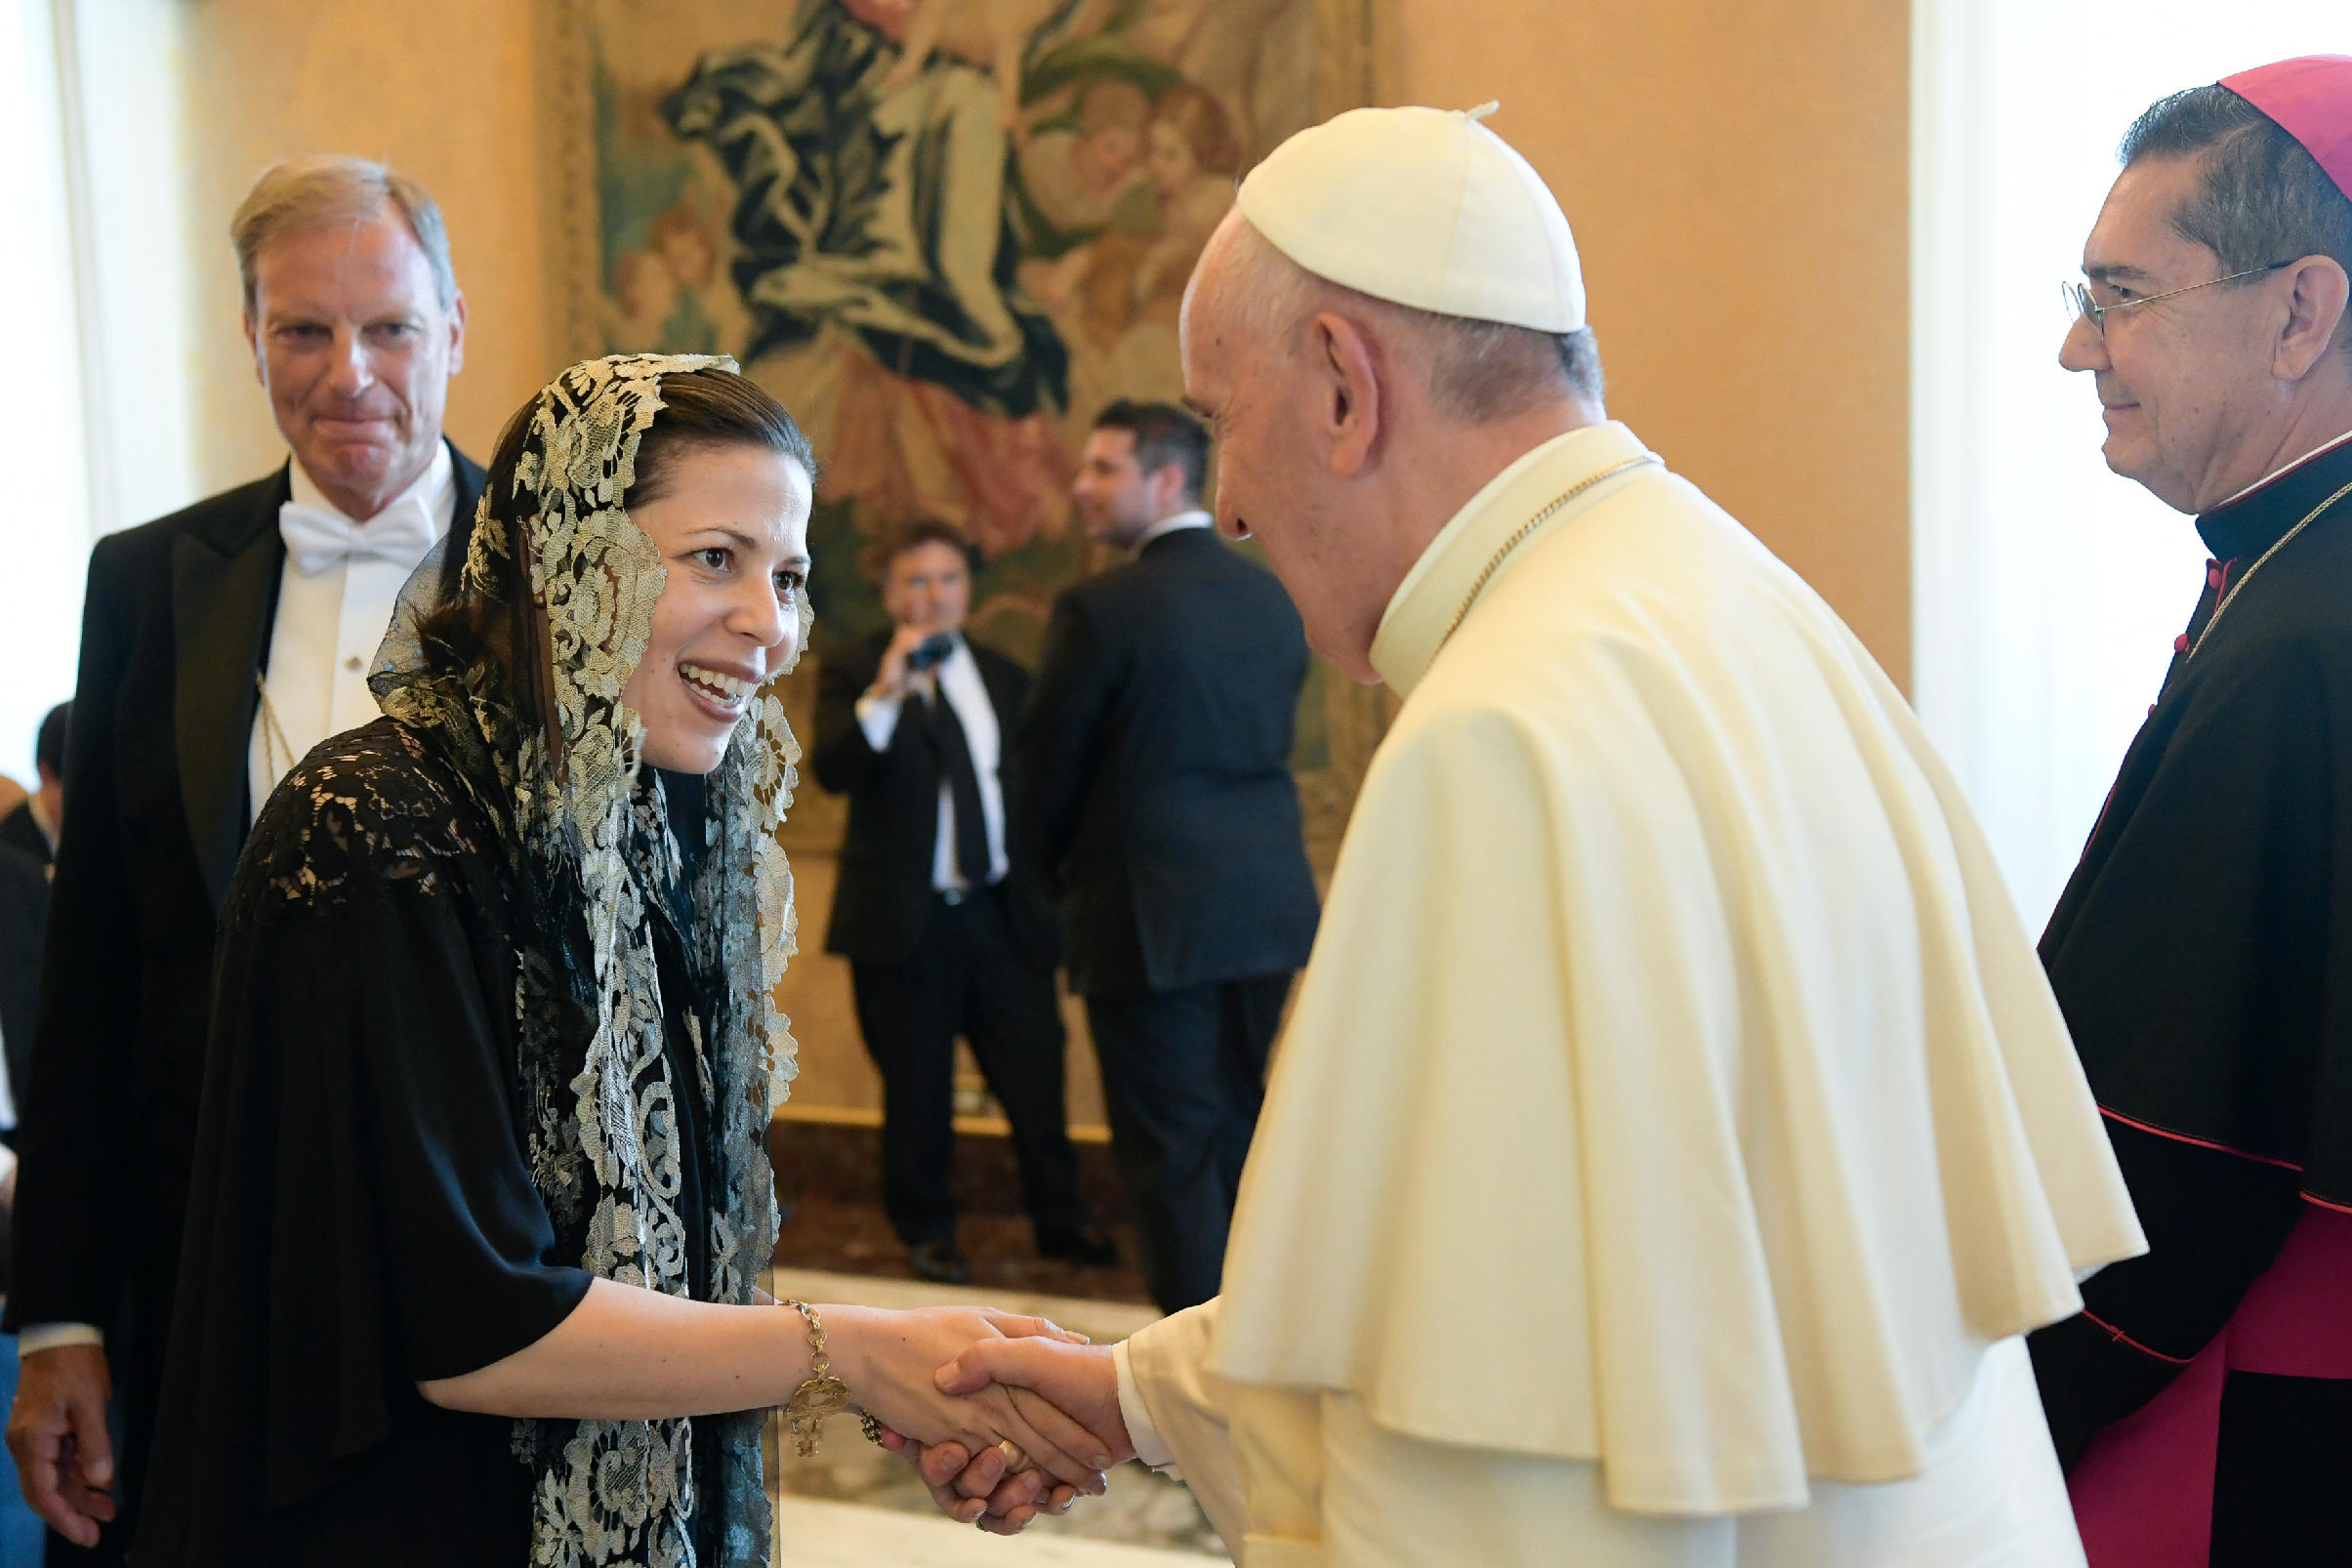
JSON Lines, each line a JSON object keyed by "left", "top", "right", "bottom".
{"left": 4, "top": 156, "right": 483, "bottom": 1559}
{"left": 811, "top": 518, "right": 1112, "bottom": 1286}
{"left": 1015, "top": 400, "right": 1319, "bottom": 1316}
{"left": 2029, "top": 57, "right": 2352, "bottom": 1567}
{"left": 0, "top": 705, "right": 69, "bottom": 868}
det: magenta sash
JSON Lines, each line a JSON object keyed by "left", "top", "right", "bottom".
{"left": 2068, "top": 1203, "right": 2352, "bottom": 1566}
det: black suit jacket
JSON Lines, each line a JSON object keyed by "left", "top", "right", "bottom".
{"left": 0, "top": 845, "right": 44, "bottom": 1130}
{"left": 0, "top": 802, "right": 49, "bottom": 866}
{"left": 812, "top": 631, "right": 1055, "bottom": 967}
{"left": 6, "top": 444, "right": 483, "bottom": 1344}
{"left": 0, "top": 845, "right": 46, "bottom": 1293}
{"left": 1013, "top": 526, "right": 1320, "bottom": 998}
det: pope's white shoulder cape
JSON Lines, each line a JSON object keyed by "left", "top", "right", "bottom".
{"left": 1209, "top": 422, "right": 2144, "bottom": 1513}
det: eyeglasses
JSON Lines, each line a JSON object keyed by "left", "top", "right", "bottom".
{"left": 2061, "top": 262, "right": 2294, "bottom": 337}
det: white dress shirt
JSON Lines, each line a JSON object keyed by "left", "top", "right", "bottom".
{"left": 247, "top": 444, "right": 456, "bottom": 820}
{"left": 1130, "top": 507, "right": 1213, "bottom": 557}
{"left": 17, "top": 448, "right": 456, "bottom": 1358}
{"left": 850, "top": 634, "right": 1010, "bottom": 889}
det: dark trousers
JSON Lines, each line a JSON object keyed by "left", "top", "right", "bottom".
{"left": 849, "top": 886, "right": 1089, "bottom": 1246}
{"left": 1086, "top": 972, "right": 1292, "bottom": 1315}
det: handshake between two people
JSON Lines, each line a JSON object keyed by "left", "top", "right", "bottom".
{"left": 6, "top": 1296, "right": 1140, "bottom": 1547}
{"left": 843, "top": 1306, "right": 1138, "bottom": 1536}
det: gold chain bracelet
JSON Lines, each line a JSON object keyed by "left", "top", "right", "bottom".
{"left": 779, "top": 1300, "right": 853, "bottom": 1458}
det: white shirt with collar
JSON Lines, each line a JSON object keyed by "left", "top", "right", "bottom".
{"left": 851, "top": 633, "right": 1011, "bottom": 890}
{"left": 1130, "top": 507, "right": 1213, "bottom": 558}
{"left": 18, "top": 446, "right": 459, "bottom": 1356}
{"left": 247, "top": 443, "right": 456, "bottom": 821}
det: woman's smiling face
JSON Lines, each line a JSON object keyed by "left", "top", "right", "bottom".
{"left": 619, "top": 441, "right": 813, "bottom": 773}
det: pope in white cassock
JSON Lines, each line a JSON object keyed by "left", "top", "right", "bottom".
{"left": 916, "top": 103, "right": 2149, "bottom": 1566}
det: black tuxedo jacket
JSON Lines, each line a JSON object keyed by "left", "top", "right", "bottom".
{"left": 0, "top": 845, "right": 44, "bottom": 1130}
{"left": 0, "top": 845, "right": 45, "bottom": 1292}
{"left": 1013, "top": 526, "right": 1320, "bottom": 998}
{"left": 812, "top": 631, "right": 1055, "bottom": 968}
{"left": 0, "top": 802, "right": 49, "bottom": 866}
{"left": 6, "top": 443, "right": 484, "bottom": 1342}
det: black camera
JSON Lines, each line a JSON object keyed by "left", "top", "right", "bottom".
{"left": 906, "top": 633, "right": 956, "bottom": 673}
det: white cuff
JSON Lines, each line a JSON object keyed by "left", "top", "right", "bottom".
{"left": 16, "top": 1323, "right": 104, "bottom": 1357}
{"left": 0, "top": 1144, "right": 17, "bottom": 1186}
{"left": 854, "top": 692, "right": 903, "bottom": 752}
{"left": 1113, "top": 1339, "right": 1178, "bottom": 1473}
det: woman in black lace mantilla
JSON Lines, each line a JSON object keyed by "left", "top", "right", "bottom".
{"left": 133, "top": 357, "right": 1107, "bottom": 1568}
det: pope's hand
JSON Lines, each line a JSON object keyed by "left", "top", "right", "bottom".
{"left": 832, "top": 1306, "right": 1111, "bottom": 1495}
{"left": 917, "top": 1337, "right": 1134, "bottom": 1529}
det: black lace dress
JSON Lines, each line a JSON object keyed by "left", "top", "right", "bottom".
{"left": 134, "top": 719, "right": 725, "bottom": 1566}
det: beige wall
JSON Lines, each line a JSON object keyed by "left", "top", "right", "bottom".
{"left": 1378, "top": 0, "right": 1912, "bottom": 684}
{"left": 159, "top": 0, "right": 1911, "bottom": 1121}
{"left": 177, "top": 1, "right": 557, "bottom": 492}
{"left": 172, "top": 0, "right": 1912, "bottom": 674}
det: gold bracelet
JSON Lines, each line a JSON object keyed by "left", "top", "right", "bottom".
{"left": 780, "top": 1300, "right": 853, "bottom": 1458}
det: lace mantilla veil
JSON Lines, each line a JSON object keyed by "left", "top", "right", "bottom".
{"left": 371, "top": 354, "right": 808, "bottom": 1567}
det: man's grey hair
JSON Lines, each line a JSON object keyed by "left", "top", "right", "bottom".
{"left": 2121, "top": 84, "right": 2352, "bottom": 358}
{"left": 1215, "top": 219, "right": 1603, "bottom": 421}
{"left": 230, "top": 155, "right": 458, "bottom": 313}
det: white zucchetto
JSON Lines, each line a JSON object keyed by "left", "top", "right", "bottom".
{"left": 1235, "top": 102, "right": 1588, "bottom": 333}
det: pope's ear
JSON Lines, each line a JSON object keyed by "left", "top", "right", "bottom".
{"left": 1314, "top": 309, "right": 1382, "bottom": 479}
{"left": 2275, "top": 255, "right": 2351, "bottom": 383}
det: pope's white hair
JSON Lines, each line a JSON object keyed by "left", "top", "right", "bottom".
{"left": 1201, "top": 215, "right": 1604, "bottom": 422}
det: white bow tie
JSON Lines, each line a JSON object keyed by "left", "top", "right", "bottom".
{"left": 278, "top": 497, "right": 438, "bottom": 577}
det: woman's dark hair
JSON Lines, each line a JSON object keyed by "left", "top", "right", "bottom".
{"left": 627, "top": 366, "right": 817, "bottom": 508}
{"left": 418, "top": 366, "right": 815, "bottom": 763}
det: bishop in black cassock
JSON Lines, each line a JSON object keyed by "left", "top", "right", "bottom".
{"left": 2027, "top": 55, "right": 2352, "bottom": 1568}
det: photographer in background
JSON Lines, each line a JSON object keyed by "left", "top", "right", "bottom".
{"left": 811, "top": 520, "right": 1114, "bottom": 1285}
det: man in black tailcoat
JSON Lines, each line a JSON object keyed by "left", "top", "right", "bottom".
{"left": 1014, "top": 401, "right": 1320, "bottom": 1315}
{"left": 2, "top": 157, "right": 480, "bottom": 1560}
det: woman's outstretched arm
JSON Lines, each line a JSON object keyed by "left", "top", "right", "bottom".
{"left": 418, "top": 1282, "right": 1118, "bottom": 1489}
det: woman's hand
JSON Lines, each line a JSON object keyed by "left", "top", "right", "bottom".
{"left": 822, "top": 1306, "right": 1114, "bottom": 1493}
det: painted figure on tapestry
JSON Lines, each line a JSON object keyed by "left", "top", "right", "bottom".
{"left": 586, "top": 0, "right": 1322, "bottom": 657}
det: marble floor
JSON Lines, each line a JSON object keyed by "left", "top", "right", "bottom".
{"left": 773, "top": 1495, "right": 1215, "bottom": 1567}
{"left": 769, "top": 1269, "right": 1223, "bottom": 1565}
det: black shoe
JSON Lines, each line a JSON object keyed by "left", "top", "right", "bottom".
{"left": 1037, "top": 1225, "right": 1120, "bottom": 1267}
{"left": 909, "top": 1236, "right": 971, "bottom": 1285}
